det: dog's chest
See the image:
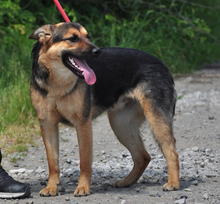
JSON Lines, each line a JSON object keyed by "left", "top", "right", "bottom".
{"left": 54, "top": 90, "right": 86, "bottom": 124}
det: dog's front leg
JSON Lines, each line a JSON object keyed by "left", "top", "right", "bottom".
{"left": 74, "top": 119, "right": 93, "bottom": 196}
{"left": 39, "top": 119, "right": 60, "bottom": 196}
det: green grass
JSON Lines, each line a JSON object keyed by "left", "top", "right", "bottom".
{"left": 0, "top": 33, "right": 40, "bottom": 153}
{"left": 0, "top": 35, "right": 34, "bottom": 128}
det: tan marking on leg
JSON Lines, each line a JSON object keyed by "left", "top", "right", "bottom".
{"left": 74, "top": 118, "right": 93, "bottom": 196}
{"left": 138, "top": 96, "right": 179, "bottom": 190}
{"left": 31, "top": 88, "right": 60, "bottom": 196}
{"left": 39, "top": 115, "right": 60, "bottom": 196}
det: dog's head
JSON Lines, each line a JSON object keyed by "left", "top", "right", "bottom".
{"left": 29, "top": 22, "right": 101, "bottom": 85}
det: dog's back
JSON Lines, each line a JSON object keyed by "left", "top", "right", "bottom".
{"left": 86, "top": 47, "right": 176, "bottom": 120}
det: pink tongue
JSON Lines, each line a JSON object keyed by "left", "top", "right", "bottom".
{"left": 73, "top": 58, "right": 96, "bottom": 85}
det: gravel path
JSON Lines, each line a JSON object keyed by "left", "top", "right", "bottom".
{"left": 1, "top": 68, "right": 220, "bottom": 204}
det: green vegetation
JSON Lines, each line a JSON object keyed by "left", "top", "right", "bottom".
{"left": 0, "top": 0, "right": 220, "bottom": 152}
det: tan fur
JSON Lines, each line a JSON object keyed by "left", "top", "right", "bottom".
{"left": 134, "top": 88, "right": 179, "bottom": 190}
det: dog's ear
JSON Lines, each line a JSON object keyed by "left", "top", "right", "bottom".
{"left": 29, "top": 25, "right": 55, "bottom": 43}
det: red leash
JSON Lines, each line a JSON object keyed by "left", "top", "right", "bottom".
{"left": 53, "top": 0, "right": 70, "bottom": 22}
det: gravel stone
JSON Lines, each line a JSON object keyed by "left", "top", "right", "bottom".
{"left": 192, "top": 146, "right": 199, "bottom": 152}
{"left": 191, "top": 180, "right": 198, "bottom": 185}
{"left": 175, "top": 198, "right": 186, "bottom": 204}
{"left": 203, "top": 193, "right": 209, "bottom": 200}
{"left": 35, "top": 166, "right": 45, "bottom": 173}
{"left": 121, "top": 199, "right": 126, "bottom": 204}
{"left": 65, "top": 197, "right": 70, "bottom": 201}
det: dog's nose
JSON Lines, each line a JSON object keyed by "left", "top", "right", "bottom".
{"left": 92, "top": 48, "right": 101, "bottom": 55}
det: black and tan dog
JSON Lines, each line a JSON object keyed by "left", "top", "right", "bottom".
{"left": 29, "top": 22, "right": 179, "bottom": 197}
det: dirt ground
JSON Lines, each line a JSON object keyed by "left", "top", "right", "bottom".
{"left": 1, "top": 68, "right": 220, "bottom": 204}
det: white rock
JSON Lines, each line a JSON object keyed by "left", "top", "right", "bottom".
{"left": 175, "top": 198, "right": 186, "bottom": 204}
{"left": 205, "top": 149, "right": 212, "bottom": 154}
{"left": 192, "top": 146, "right": 199, "bottom": 152}
{"left": 26, "top": 170, "right": 34, "bottom": 174}
{"left": 203, "top": 193, "right": 209, "bottom": 200}
{"left": 9, "top": 168, "right": 26, "bottom": 174}
{"left": 35, "top": 166, "right": 45, "bottom": 173}
{"left": 121, "top": 199, "right": 126, "bottom": 204}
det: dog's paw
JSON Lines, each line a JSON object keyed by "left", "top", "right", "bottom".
{"left": 74, "top": 186, "right": 90, "bottom": 197}
{"left": 40, "top": 186, "right": 58, "bottom": 196}
{"left": 163, "top": 182, "right": 179, "bottom": 191}
{"left": 113, "top": 179, "right": 131, "bottom": 188}
{"left": 113, "top": 180, "right": 123, "bottom": 188}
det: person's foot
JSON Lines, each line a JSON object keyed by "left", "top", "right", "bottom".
{"left": 0, "top": 165, "right": 31, "bottom": 199}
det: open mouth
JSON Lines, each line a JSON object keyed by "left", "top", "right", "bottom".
{"left": 63, "top": 54, "right": 96, "bottom": 85}
{"left": 66, "top": 55, "right": 84, "bottom": 77}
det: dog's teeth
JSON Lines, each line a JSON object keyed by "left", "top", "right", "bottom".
{"left": 70, "top": 59, "right": 76, "bottom": 65}
{"left": 68, "top": 57, "right": 75, "bottom": 65}
{"left": 68, "top": 56, "right": 81, "bottom": 70}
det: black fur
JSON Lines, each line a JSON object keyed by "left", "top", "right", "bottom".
{"left": 85, "top": 47, "right": 176, "bottom": 117}
{"left": 30, "top": 42, "right": 48, "bottom": 97}
{"left": 52, "top": 23, "right": 81, "bottom": 43}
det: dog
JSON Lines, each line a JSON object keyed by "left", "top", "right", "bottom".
{"left": 29, "top": 22, "right": 179, "bottom": 197}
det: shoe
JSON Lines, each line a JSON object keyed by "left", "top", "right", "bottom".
{"left": 0, "top": 150, "right": 31, "bottom": 199}
{"left": 0, "top": 166, "right": 31, "bottom": 199}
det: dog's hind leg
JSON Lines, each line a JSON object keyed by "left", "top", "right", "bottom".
{"left": 139, "top": 96, "right": 179, "bottom": 191}
{"left": 108, "top": 99, "right": 151, "bottom": 187}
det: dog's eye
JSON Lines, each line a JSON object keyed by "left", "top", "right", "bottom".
{"left": 68, "top": 34, "right": 79, "bottom": 42}
{"left": 86, "top": 34, "right": 90, "bottom": 39}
